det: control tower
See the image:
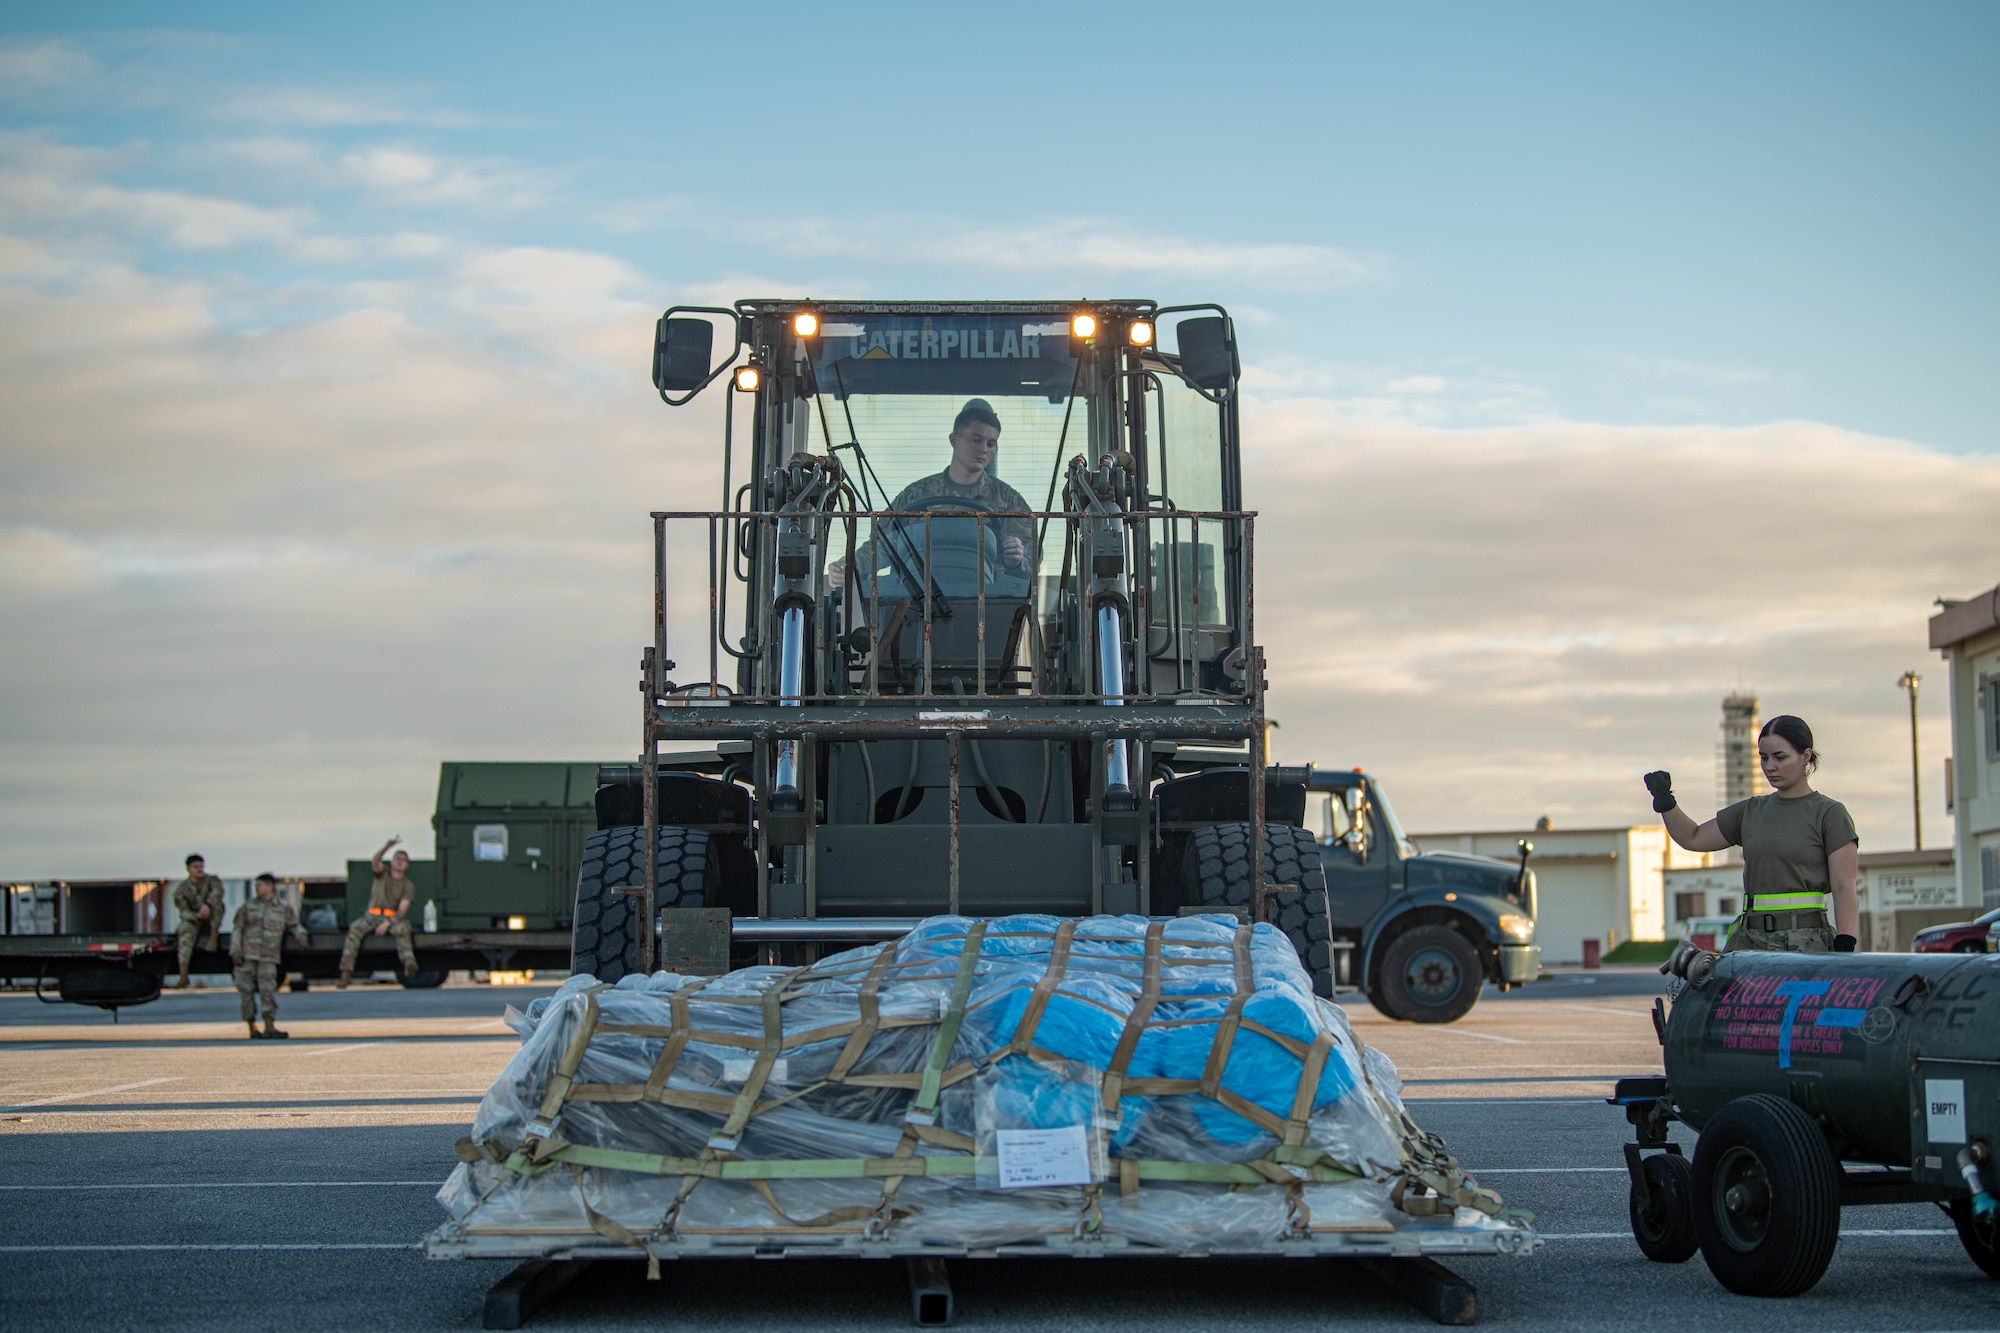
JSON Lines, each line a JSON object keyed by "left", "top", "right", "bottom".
{"left": 1719, "top": 691, "right": 1761, "bottom": 856}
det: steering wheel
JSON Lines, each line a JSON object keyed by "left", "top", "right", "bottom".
{"left": 875, "top": 495, "right": 1030, "bottom": 600}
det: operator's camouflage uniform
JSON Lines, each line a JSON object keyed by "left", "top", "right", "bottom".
{"left": 171, "top": 873, "right": 227, "bottom": 972}
{"left": 845, "top": 471, "right": 1036, "bottom": 587}
{"left": 1723, "top": 908, "right": 1835, "bottom": 954}
{"left": 232, "top": 896, "right": 306, "bottom": 1024}
{"left": 340, "top": 869, "right": 417, "bottom": 975}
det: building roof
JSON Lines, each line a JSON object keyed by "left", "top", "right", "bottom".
{"left": 1857, "top": 848, "right": 1955, "bottom": 869}
{"left": 1930, "top": 582, "right": 2000, "bottom": 650}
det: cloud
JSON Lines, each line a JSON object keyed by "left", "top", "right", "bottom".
{"left": 1244, "top": 399, "right": 1996, "bottom": 847}
{"left": 0, "top": 39, "right": 98, "bottom": 95}
{"left": 747, "top": 215, "right": 1383, "bottom": 289}
{"left": 212, "top": 86, "right": 487, "bottom": 129}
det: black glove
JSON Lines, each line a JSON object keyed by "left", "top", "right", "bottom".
{"left": 1832, "top": 934, "right": 1857, "bottom": 953}
{"left": 1643, "top": 770, "right": 1676, "bottom": 813}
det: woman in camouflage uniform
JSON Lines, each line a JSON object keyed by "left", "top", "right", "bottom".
{"left": 1644, "top": 714, "right": 1860, "bottom": 953}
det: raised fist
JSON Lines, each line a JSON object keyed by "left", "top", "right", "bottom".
{"left": 1643, "top": 771, "right": 1676, "bottom": 814}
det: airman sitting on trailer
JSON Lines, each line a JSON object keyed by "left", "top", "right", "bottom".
{"left": 170, "top": 853, "right": 226, "bottom": 988}
{"left": 338, "top": 836, "right": 419, "bottom": 987}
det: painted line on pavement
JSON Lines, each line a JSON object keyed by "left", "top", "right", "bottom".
{"left": 1465, "top": 1167, "right": 1624, "bottom": 1175}
{"left": 1406, "top": 1098, "right": 1602, "bottom": 1106}
{"left": 0, "top": 1243, "right": 412, "bottom": 1253}
{"left": 1, "top": 1078, "right": 178, "bottom": 1111}
{"left": 0, "top": 1181, "right": 443, "bottom": 1191}
{"left": 1423, "top": 1029, "right": 1526, "bottom": 1045}
{"left": 1539, "top": 1228, "right": 1953, "bottom": 1240}
{"left": 299, "top": 1043, "right": 383, "bottom": 1057}
{"left": 1539, "top": 1002, "right": 1655, "bottom": 1018}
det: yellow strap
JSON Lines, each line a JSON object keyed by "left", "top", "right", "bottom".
{"left": 828, "top": 943, "right": 897, "bottom": 1082}
{"left": 1007, "top": 919, "right": 1078, "bottom": 1056}
{"left": 1100, "top": 921, "right": 1166, "bottom": 1116}
{"left": 1199, "top": 925, "right": 1255, "bottom": 1099}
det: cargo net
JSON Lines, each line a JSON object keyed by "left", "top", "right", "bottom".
{"left": 439, "top": 914, "right": 1517, "bottom": 1264}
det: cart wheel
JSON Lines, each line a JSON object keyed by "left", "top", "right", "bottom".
{"left": 1630, "top": 1152, "right": 1698, "bottom": 1263}
{"left": 1691, "top": 1095, "right": 1841, "bottom": 1296}
{"left": 1950, "top": 1197, "right": 2000, "bottom": 1279}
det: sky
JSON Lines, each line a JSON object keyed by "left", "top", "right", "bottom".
{"left": 1, "top": 2, "right": 1996, "bottom": 877}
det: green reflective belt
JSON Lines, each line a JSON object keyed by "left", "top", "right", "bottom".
{"left": 1748, "top": 892, "right": 1827, "bottom": 911}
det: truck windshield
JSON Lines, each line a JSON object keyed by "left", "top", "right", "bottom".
{"left": 804, "top": 315, "right": 1081, "bottom": 534}
{"left": 1367, "top": 779, "right": 1417, "bottom": 860}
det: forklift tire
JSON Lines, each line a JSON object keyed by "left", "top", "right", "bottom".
{"left": 1630, "top": 1151, "right": 1699, "bottom": 1263}
{"left": 572, "top": 826, "right": 712, "bottom": 983}
{"left": 1951, "top": 1197, "right": 2000, "bottom": 1279}
{"left": 1371, "top": 926, "right": 1482, "bottom": 1024}
{"left": 1184, "top": 823, "right": 1335, "bottom": 998}
{"left": 397, "top": 970, "right": 447, "bottom": 989}
{"left": 1691, "top": 1094, "right": 1841, "bottom": 1297}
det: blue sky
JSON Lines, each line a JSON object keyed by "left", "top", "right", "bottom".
{"left": 2, "top": 3, "right": 1996, "bottom": 876}
{"left": 11, "top": 2, "right": 1997, "bottom": 444}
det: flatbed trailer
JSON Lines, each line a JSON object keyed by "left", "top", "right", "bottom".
{"left": 0, "top": 930, "right": 575, "bottom": 1012}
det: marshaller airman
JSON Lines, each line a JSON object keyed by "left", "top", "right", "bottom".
{"left": 231, "top": 873, "right": 307, "bottom": 1039}
{"left": 338, "top": 835, "right": 418, "bottom": 987}
{"left": 170, "top": 853, "right": 226, "bottom": 988}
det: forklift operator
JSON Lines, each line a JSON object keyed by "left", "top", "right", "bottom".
{"left": 828, "top": 398, "right": 1032, "bottom": 590}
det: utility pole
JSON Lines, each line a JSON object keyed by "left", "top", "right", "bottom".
{"left": 1898, "top": 670, "right": 1922, "bottom": 849}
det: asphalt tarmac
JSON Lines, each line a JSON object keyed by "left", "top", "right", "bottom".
{"left": 2, "top": 968, "right": 1992, "bottom": 1332}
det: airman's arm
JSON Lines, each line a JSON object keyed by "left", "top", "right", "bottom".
{"left": 1829, "top": 840, "right": 1860, "bottom": 938}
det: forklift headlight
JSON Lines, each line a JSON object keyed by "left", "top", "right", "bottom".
{"left": 1127, "top": 319, "right": 1153, "bottom": 347}
{"left": 733, "top": 365, "right": 761, "bottom": 392}
{"left": 1070, "top": 311, "right": 1097, "bottom": 339}
{"left": 1496, "top": 912, "right": 1534, "bottom": 941}
{"left": 792, "top": 311, "right": 819, "bottom": 338}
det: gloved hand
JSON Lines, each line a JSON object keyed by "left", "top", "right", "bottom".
{"left": 1832, "top": 934, "right": 1857, "bottom": 953}
{"left": 1643, "top": 771, "right": 1676, "bottom": 813}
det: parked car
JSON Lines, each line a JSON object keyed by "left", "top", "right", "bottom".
{"left": 1912, "top": 907, "right": 2000, "bottom": 954}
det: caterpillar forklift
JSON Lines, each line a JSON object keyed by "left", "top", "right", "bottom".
{"left": 571, "top": 298, "right": 1536, "bottom": 1008}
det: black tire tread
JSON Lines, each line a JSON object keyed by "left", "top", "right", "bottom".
{"left": 1691, "top": 1094, "right": 1841, "bottom": 1297}
{"left": 571, "top": 826, "right": 711, "bottom": 983}
{"left": 1630, "top": 1151, "right": 1699, "bottom": 1263}
{"left": 1373, "top": 924, "right": 1482, "bottom": 1024}
{"left": 1951, "top": 1197, "right": 2000, "bottom": 1279}
{"left": 1186, "top": 823, "right": 1334, "bottom": 998}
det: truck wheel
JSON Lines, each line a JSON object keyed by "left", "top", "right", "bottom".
{"left": 1630, "top": 1151, "right": 1698, "bottom": 1263}
{"left": 572, "top": 826, "right": 712, "bottom": 983}
{"left": 1950, "top": 1197, "right": 2000, "bottom": 1279}
{"left": 397, "top": 970, "right": 447, "bottom": 989}
{"left": 1183, "top": 823, "right": 1334, "bottom": 997}
{"left": 1371, "top": 926, "right": 1481, "bottom": 1023}
{"left": 1691, "top": 1094, "right": 1841, "bottom": 1297}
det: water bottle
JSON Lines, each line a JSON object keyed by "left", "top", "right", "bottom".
{"left": 422, "top": 900, "right": 438, "bottom": 932}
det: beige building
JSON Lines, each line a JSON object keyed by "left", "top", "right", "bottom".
{"left": 1666, "top": 847, "right": 1960, "bottom": 949}
{"left": 1411, "top": 823, "right": 1709, "bottom": 963}
{"left": 1932, "top": 584, "right": 2000, "bottom": 910}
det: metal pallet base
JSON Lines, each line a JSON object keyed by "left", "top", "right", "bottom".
{"left": 446, "top": 1221, "right": 1528, "bottom": 1328}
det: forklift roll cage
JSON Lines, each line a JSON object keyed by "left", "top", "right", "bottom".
{"left": 636, "top": 299, "right": 1282, "bottom": 972}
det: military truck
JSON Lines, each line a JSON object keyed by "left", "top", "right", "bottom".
{"left": 1306, "top": 766, "right": 1538, "bottom": 1022}
{"left": 568, "top": 297, "right": 1538, "bottom": 1021}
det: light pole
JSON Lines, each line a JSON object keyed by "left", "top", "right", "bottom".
{"left": 1898, "top": 670, "right": 1922, "bottom": 850}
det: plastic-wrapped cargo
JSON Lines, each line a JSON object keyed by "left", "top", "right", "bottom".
{"left": 431, "top": 914, "right": 1528, "bottom": 1260}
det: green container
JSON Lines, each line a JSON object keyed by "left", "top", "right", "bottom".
{"left": 428, "top": 762, "right": 611, "bottom": 930}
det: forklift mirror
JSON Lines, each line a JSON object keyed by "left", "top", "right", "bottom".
{"left": 654, "top": 316, "right": 716, "bottom": 394}
{"left": 1175, "top": 316, "right": 1236, "bottom": 392}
